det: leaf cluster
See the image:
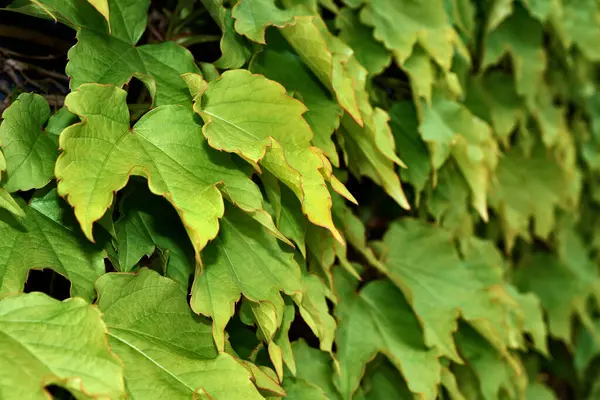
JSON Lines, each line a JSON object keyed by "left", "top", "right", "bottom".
{"left": 1, "top": 0, "right": 600, "bottom": 399}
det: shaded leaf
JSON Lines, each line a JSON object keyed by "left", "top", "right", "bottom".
{"left": 335, "top": 8, "right": 391, "bottom": 76}
{"left": 483, "top": 3, "right": 546, "bottom": 102}
{"left": 381, "top": 219, "right": 521, "bottom": 361}
{"left": 334, "top": 269, "right": 441, "bottom": 399}
{"left": 0, "top": 189, "right": 104, "bottom": 301}
{"left": 420, "top": 93, "right": 498, "bottom": 220}
{"left": 114, "top": 181, "right": 195, "bottom": 289}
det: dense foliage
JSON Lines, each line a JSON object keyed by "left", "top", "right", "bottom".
{"left": 1, "top": 0, "right": 600, "bottom": 398}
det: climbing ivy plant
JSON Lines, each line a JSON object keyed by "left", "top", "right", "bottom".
{"left": 1, "top": 0, "right": 600, "bottom": 398}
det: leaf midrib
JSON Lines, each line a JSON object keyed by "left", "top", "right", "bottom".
{"left": 107, "top": 331, "right": 198, "bottom": 395}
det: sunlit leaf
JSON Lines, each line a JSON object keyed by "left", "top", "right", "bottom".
{"left": 0, "top": 292, "right": 125, "bottom": 399}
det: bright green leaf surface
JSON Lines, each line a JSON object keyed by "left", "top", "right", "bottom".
{"left": 0, "top": 189, "right": 24, "bottom": 218}
{"left": 250, "top": 41, "right": 342, "bottom": 167}
{"left": 0, "top": 93, "right": 58, "bottom": 192}
{"left": 190, "top": 69, "right": 347, "bottom": 243}
{"left": 0, "top": 292, "right": 125, "bottom": 400}
{"left": 96, "top": 268, "right": 268, "bottom": 399}
{"left": 232, "top": 0, "right": 299, "bottom": 44}
{"left": 55, "top": 83, "right": 270, "bottom": 260}
{"left": 280, "top": 16, "right": 363, "bottom": 124}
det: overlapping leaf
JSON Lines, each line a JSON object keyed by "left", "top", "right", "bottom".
{"left": 489, "top": 143, "right": 578, "bottom": 251}
{"left": 359, "top": 0, "right": 463, "bottom": 70}
{"left": 454, "top": 324, "right": 526, "bottom": 400}
{"left": 250, "top": 39, "right": 342, "bottom": 167}
{"left": 0, "top": 292, "right": 125, "bottom": 399}
{"left": 114, "top": 181, "right": 195, "bottom": 288}
{"left": 0, "top": 93, "right": 58, "bottom": 192}
{"left": 334, "top": 267, "right": 441, "bottom": 400}
{"left": 282, "top": 340, "right": 342, "bottom": 399}
{"left": 55, "top": 83, "right": 273, "bottom": 260}
{"left": 337, "top": 60, "right": 410, "bottom": 210}
{"left": 380, "top": 219, "right": 525, "bottom": 361}
{"left": 482, "top": 4, "right": 546, "bottom": 103}
{"left": 96, "top": 269, "right": 271, "bottom": 399}
{"left": 515, "top": 226, "right": 600, "bottom": 343}
{"left": 0, "top": 189, "right": 104, "bottom": 301}
{"left": 419, "top": 93, "right": 498, "bottom": 220}
{"left": 190, "top": 205, "right": 303, "bottom": 351}
{"left": 187, "top": 69, "right": 349, "bottom": 243}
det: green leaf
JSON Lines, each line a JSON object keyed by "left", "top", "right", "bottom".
{"left": 188, "top": 69, "right": 349, "bottom": 243}
{"left": 0, "top": 189, "right": 25, "bottom": 218}
{"left": 554, "top": 0, "right": 600, "bottom": 61}
{"left": 419, "top": 93, "right": 498, "bottom": 220}
{"left": 232, "top": 0, "right": 300, "bottom": 44}
{"left": 489, "top": 144, "right": 577, "bottom": 251}
{"left": 7, "top": 0, "right": 107, "bottom": 33}
{"left": 284, "top": 339, "right": 341, "bottom": 400}
{"left": 0, "top": 189, "right": 105, "bottom": 301}
{"left": 87, "top": 0, "right": 109, "bottom": 24}
{"left": 337, "top": 60, "right": 409, "bottom": 210}
{"left": 279, "top": 16, "right": 363, "bottom": 124}
{"left": 426, "top": 161, "right": 474, "bottom": 236}
{"left": 465, "top": 71, "right": 524, "bottom": 143}
{"left": 482, "top": 3, "right": 546, "bottom": 102}
{"left": 0, "top": 292, "right": 125, "bottom": 399}
{"left": 199, "top": 0, "right": 251, "bottom": 69}
{"left": 67, "top": 32, "right": 199, "bottom": 106}
{"left": 13, "top": 0, "right": 149, "bottom": 43}
{"left": 55, "top": 83, "right": 272, "bottom": 260}
{"left": 250, "top": 38, "right": 342, "bottom": 167}
{"left": 240, "top": 299, "right": 287, "bottom": 380}
{"left": 331, "top": 193, "right": 385, "bottom": 272}
{"left": 295, "top": 273, "right": 337, "bottom": 354}
{"left": 96, "top": 268, "right": 269, "bottom": 399}
{"left": 334, "top": 272, "right": 441, "bottom": 400}
{"left": 389, "top": 101, "right": 431, "bottom": 194}
{"left": 114, "top": 181, "right": 195, "bottom": 289}
{"left": 0, "top": 93, "right": 58, "bottom": 193}
{"left": 362, "top": 358, "right": 414, "bottom": 400}
{"left": 190, "top": 205, "right": 303, "bottom": 351}
{"left": 381, "top": 219, "right": 521, "bottom": 361}
{"left": 359, "top": 0, "right": 460, "bottom": 69}
{"left": 46, "top": 107, "right": 78, "bottom": 136}
{"left": 335, "top": 8, "right": 391, "bottom": 76}
{"left": 516, "top": 226, "right": 600, "bottom": 344}
{"left": 455, "top": 324, "right": 526, "bottom": 400}
{"left": 402, "top": 46, "right": 437, "bottom": 105}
